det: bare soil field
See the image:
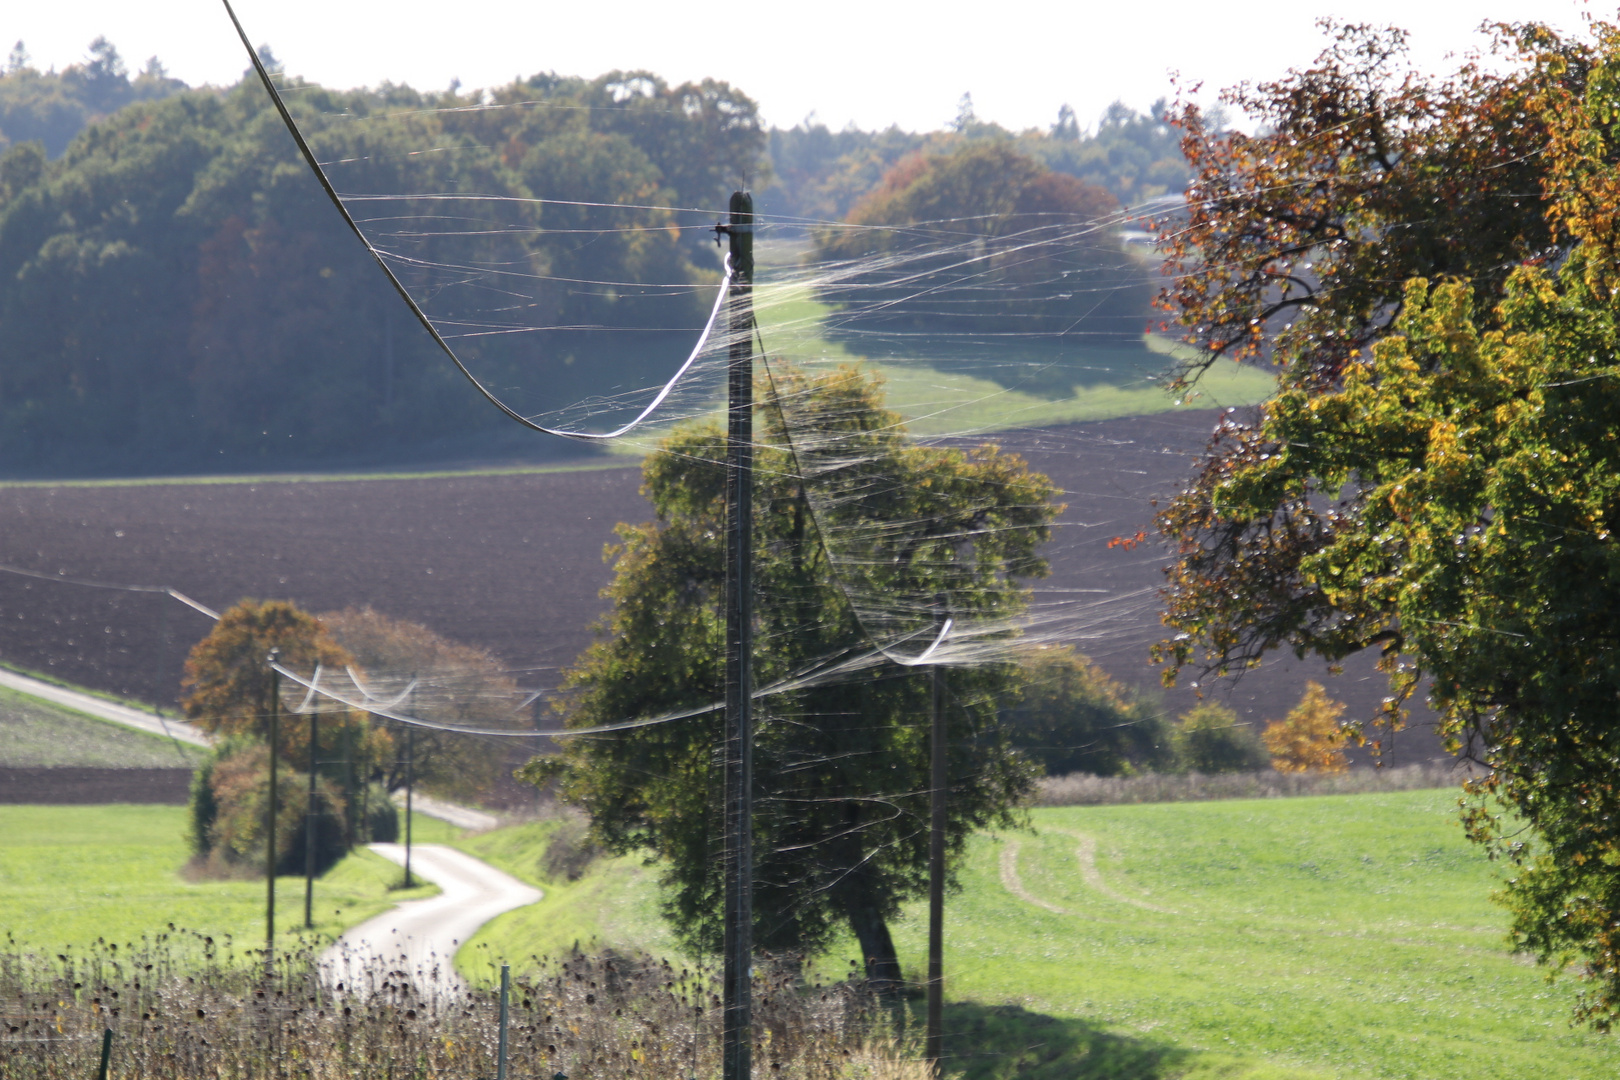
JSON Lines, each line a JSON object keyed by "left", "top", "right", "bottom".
{"left": 0, "top": 767, "right": 193, "bottom": 803}
{"left": 0, "top": 412, "right": 1439, "bottom": 760}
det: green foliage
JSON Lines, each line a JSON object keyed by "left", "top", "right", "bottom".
{"left": 1024, "top": 99, "right": 1190, "bottom": 206}
{"left": 1162, "top": 268, "right": 1620, "bottom": 1014}
{"left": 189, "top": 738, "right": 350, "bottom": 876}
{"left": 360, "top": 783, "right": 400, "bottom": 843}
{"left": 187, "top": 746, "right": 221, "bottom": 859}
{"left": 0, "top": 38, "right": 184, "bottom": 157}
{"left": 764, "top": 100, "right": 1188, "bottom": 225}
{"left": 1000, "top": 645, "right": 1169, "bottom": 776}
{"left": 813, "top": 140, "right": 1150, "bottom": 340}
{"left": 528, "top": 363, "right": 1057, "bottom": 982}
{"left": 0, "top": 65, "right": 764, "bottom": 475}
{"left": 1149, "top": 19, "right": 1620, "bottom": 1026}
{"left": 764, "top": 123, "right": 930, "bottom": 223}
{"left": 1170, "top": 702, "right": 1267, "bottom": 775}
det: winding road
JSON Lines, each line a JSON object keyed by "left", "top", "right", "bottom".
{"left": 323, "top": 843, "right": 541, "bottom": 991}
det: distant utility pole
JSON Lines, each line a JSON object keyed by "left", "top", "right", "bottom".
{"left": 304, "top": 706, "right": 320, "bottom": 930}
{"left": 718, "top": 189, "right": 755, "bottom": 1080}
{"left": 403, "top": 701, "right": 416, "bottom": 888}
{"left": 265, "top": 649, "right": 281, "bottom": 974}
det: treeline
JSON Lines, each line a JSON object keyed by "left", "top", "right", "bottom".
{"left": 0, "top": 38, "right": 186, "bottom": 157}
{"left": 0, "top": 40, "right": 1185, "bottom": 476}
{"left": 763, "top": 95, "right": 1188, "bottom": 224}
{"left": 0, "top": 45, "right": 764, "bottom": 474}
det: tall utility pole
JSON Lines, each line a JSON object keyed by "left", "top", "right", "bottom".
{"left": 304, "top": 706, "right": 320, "bottom": 929}
{"left": 926, "top": 645, "right": 948, "bottom": 1074}
{"left": 720, "top": 190, "right": 755, "bottom": 1080}
{"left": 265, "top": 649, "right": 281, "bottom": 974}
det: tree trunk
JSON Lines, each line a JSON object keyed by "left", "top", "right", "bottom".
{"left": 845, "top": 896, "right": 903, "bottom": 994}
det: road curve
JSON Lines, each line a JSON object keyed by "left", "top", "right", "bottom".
{"left": 323, "top": 843, "right": 541, "bottom": 991}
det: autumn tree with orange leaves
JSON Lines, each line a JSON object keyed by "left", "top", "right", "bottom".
{"left": 1261, "top": 682, "right": 1348, "bottom": 774}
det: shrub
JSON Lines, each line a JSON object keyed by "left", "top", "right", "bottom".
{"left": 1000, "top": 645, "right": 1169, "bottom": 776}
{"left": 1171, "top": 702, "right": 1269, "bottom": 774}
{"left": 541, "top": 813, "right": 601, "bottom": 882}
{"left": 189, "top": 740, "right": 350, "bottom": 876}
{"left": 1263, "top": 681, "right": 1350, "bottom": 774}
{"left": 357, "top": 781, "right": 400, "bottom": 843}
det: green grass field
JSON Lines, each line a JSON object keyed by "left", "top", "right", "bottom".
{"left": 0, "top": 805, "right": 441, "bottom": 958}
{"left": 452, "top": 791, "right": 1620, "bottom": 1080}
{"left": 751, "top": 283, "right": 1277, "bottom": 438}
{"left": 0, "top": 687, "right": 203, "bottom": 767}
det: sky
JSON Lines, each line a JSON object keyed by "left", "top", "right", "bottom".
{"left": 6, "top": 0, "right": 1601, "bottom": 133}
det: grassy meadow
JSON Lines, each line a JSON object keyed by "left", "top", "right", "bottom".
{"left": 752, "top": 281, "right": 1276, "bottom": 437}
{"left": 452, "top": 790, "right": 1620, "bottom": 1080}
{"left": 0, "top": 804, "right": 448, "bottom": 957}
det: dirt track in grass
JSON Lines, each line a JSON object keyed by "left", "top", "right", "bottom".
{"left": 0, "top": 410, "right": 1439, "bottom": 759}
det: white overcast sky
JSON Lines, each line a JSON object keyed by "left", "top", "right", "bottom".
{"left": 5, "top": 0, "right": 1601, "bottom": 133}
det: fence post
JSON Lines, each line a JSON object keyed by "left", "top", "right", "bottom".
{"left": 498, "top": 963, "right": 511, "bottom": 1080}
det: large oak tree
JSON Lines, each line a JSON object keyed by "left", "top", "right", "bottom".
{"left": 527, "top": 364, "right": 1058, "bottom": 985}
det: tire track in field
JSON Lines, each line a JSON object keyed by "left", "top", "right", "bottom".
{"left": 998, "top": 830, "right": 1181, "bottom": 917}
{"left": 1056, "top": 829, "right": 1183, "bottom": 915}
{"left": 999, "top": 838, "right": 1074, "bottom": 914}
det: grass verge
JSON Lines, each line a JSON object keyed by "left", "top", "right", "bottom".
{"left": 450, "top": 817, "right": 676, "bottom": 984}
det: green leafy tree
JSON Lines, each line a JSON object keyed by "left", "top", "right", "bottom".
{"left": 813, "top": 139, "right": 1147, "bottom": 340}
{"left": 0, "top": 37, "right": 183, "bottom": 158}
{"left": 1172, "top": 702, "right": 1267, "bottom": 775}
{"left": 0, "top": 64, "right": 763, "bottom": 474}
{"left": 1146, "top": 19, "right": 1620, "bottom": 1023}
{"left": 1000, "top": 645, "right": 1168, "bottom": 776}
{"left": 527, "top": 364, "right": 1058, "bottom": 986}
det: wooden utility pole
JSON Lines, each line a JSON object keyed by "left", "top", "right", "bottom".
{"left": 265, "top": 649, "right": 280, "bottom": 973}
{"left": 720, "top": 189, "right": 755, "bottom": 1080}
{"left": 304, "top": 707, "right": 320, "bottom": 929}
{"left": 926, "top": 650, "right": 947, "bottom": 1074}
{"left": 403, "top": 722, "right": 415, "bottom": 888}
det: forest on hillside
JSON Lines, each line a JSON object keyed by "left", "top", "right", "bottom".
{"left": 0, "top": 40, "right": 1183, "bottom": 476}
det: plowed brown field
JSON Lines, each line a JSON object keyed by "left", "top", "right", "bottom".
{"left": 0, "top": 413, "right": 1438, "bottom": 760}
